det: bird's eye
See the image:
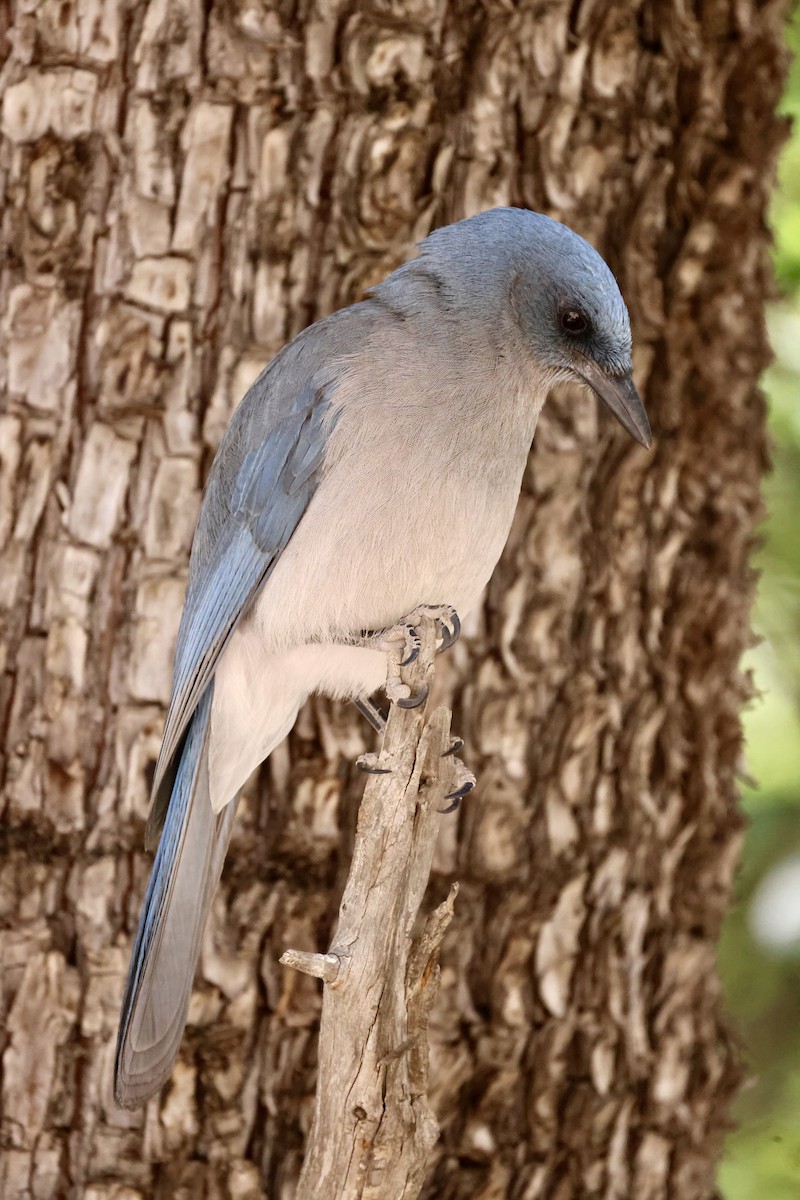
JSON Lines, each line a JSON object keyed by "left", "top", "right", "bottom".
{"left": 561, "top": 309, "right": 589, "bottom": 335}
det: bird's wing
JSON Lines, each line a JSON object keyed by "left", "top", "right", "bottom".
{"left": 145, "top": 375, "right": 335, "bottom": 847}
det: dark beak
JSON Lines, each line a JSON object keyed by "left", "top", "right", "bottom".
{"left": 575, "top": 359, "right": 652, "bottom": 449}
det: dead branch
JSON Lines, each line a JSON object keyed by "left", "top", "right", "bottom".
{"left": 282, "top": 619, "right": 462, "bottom": 1199}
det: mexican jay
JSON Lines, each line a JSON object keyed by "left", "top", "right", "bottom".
{"left": 114, "top": 207, "right": 651, "bottom": 1107}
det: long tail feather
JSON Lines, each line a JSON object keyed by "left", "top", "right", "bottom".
{"left": 114, "top": 686, "right": 238, "bottom": 1108}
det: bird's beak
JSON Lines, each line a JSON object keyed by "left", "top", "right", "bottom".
{"left": 575, "top": 359, "right": 652, "bottom": 449}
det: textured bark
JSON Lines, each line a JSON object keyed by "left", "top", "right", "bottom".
{"left": 0, "top": 2, "right": 789, "bottom": 1199}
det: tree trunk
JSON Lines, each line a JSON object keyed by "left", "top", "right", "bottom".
{"left": 0, "top": 2, "right": 789, "bottom": 1198}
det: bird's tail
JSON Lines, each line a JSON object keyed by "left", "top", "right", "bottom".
{"left": 114, "top": 686, "right": 238, "bottom": 1108}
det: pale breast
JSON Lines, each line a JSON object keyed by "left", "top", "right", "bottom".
{"left": 252, "top": 335, "right": 546, "bottom": 647}
{"left": 252, "top": 435, "right": 527, "bottom": 648}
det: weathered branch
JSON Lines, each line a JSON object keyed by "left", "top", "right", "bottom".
{"left": 282, "top": 620, "right": 462, "bottom": 1199}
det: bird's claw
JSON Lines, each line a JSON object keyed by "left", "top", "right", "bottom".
{"left": 440, "top": 773, "right": 475, "bottom": 814}
{"left": 397, "top": 684, "right": 429, "bottom": 710}
{"left": 412, "top": 605, "right": 460, "bottom": 654}
{"left": 399, "top": 626, "right": 421, "bottom": 667}
{"left": 437, "top": 749, "right": 476, "bottom": 814}
{"left": 434, "top": 608, "right": 461, "bottom": 653}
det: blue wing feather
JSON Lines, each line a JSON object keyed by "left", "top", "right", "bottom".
{"left": 145, "top": 379, "right": 334, "bottom": 847}
{"left": 116, "top": 324, "right": 352, "bottom": 1104}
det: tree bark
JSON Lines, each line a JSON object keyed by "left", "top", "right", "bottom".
{"left": 0, "top": 2, "right": 789, "bottom": 1199}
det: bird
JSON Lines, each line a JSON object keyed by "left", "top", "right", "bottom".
{"left": 114, "top": 206, "right": 652, "bottom": 1107}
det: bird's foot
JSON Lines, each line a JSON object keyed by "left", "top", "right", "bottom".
{"left": 442, "top": 736, "right": 464, "bottom": 758}
{"left": 374, "top": 605, "right": 461, "bottom": 707}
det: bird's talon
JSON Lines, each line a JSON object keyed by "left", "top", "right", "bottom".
{"left": 444, "top": 778, "right": 474, "bottom": 803}
{"left": 436, "top": 610, "right": 461, "bottom": 653}
{"left": 396, "top": 684, "right": 429, "bottom": 710}
{"left": 398, "top": 622, "right": 421, "bottom": 665}
{"left": 442, "top": 736, "right": 464, "bottom": 758}
{"left": 438, "top": 795, "right": 462, "bottom": 815}
{"left": 357, "top": 753, "right": 392, "bottom": 775}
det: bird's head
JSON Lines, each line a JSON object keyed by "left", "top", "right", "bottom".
{"left": 419, "top": 208, "right": 652, "bottom": 448}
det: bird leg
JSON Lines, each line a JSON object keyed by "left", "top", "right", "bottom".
{"left": 353, "top": 697, "right": 386, "bottom": 733}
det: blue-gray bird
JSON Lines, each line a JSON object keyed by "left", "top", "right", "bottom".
{"left": 114, "top": 207, "right": 651, "bottom": 1107}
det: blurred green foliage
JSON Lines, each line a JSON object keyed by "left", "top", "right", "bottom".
{"left": 718, "top": 13, "right": 800, "bottom": 1199}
